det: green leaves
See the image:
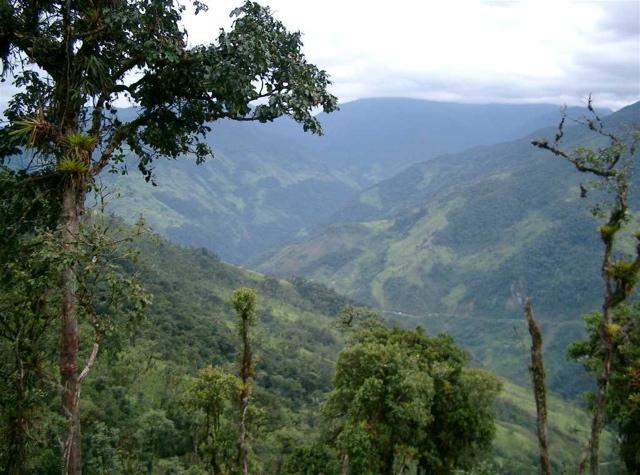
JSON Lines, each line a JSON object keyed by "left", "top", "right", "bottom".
{"left": 569, "top": 303, "right": 640, "bottom": 473}
{"left": 324, "top": 323, "right": 500, "bottom": 474}
{"left": 1, "top": 0, "right": 337, "bottom": 182}
{"left": 232, "top": 287, "right": 258, "bottom": 325}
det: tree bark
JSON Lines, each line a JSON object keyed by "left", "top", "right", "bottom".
{"left": 578, "top": 306, "right": 614, "bottom": 475}
{"left": 340, "top": 454, "right": 349, "bottom": 475}
{"left": 60, "top": 176, "right": 82, "bottom": 475}
{"left": 524, "top": 298, "right": 552, "bottom": 475}
{"left": 238, "top": 392, "right": 249, "bottom": 475}
{"left": 238, "top": 320, "right": 251, "bottom": 475}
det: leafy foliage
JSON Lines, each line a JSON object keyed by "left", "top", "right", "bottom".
{"left": 323, "top": 323, "right": 501, "bottom": 474}
{"left": 1, "top": 0, "right": 338, "bottom": 177}
{"left": 183, "top": 365, "right": 240, "bottom": 474}
{"left": 569, "top": 303, "right": 640, "bottom": 473}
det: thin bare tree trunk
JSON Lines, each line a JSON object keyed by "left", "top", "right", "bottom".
{"left": 524, "top": 298, "right": 552, "bottom": 475}
{"left": 579, "top": 232, "right": 621, "bottom": 475}
{"left": 60, "top": 177, "right": 82, "bottom": 475}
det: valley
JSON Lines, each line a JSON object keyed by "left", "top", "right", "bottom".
{"left": 2, "top": 2, "right": 638, "bottom": 473}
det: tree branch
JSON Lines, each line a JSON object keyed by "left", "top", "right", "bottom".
{"left": 531, "top": 140, "right": 615, "bottom": 178}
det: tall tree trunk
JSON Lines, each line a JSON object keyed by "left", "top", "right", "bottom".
{"left": 340, "top": 454, "right": 349, "bottom": 475}
{"left": 232, "top": 288, "right": 257, "bottom": 475}
{"left": 579, "top": 306, "right": 614, "bottom": 475}
{"left": 238, "top": 391, "right": 249, "bottom": 475}
{"left": 586, "top": 350, "right": 611, "bottom": 475}
{"left": 579, "top": 232, "right": 620, "bottom": 475}
{"left": 60, "top": 176, "right": 82, "bottom": 475}
{"left": 524, "top": 299, "right": 552, "bottom": 475}
{"left": 238, "top": 325, "right": 251, "bottom": 475}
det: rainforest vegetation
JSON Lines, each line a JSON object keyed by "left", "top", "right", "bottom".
{"left": 0, "top": 1, "right": 639, "bottom": 474}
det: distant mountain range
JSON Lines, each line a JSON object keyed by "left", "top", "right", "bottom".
{"left": 277, "top": 98, "right": 607, "bottom": 185}
{"left": 256, "top": 101, "right": 639, "bottom": 395}
{"left": 110, "top": 98, "right": 606, "bottom": 263}
{"left": 259, "top": 102, "right": 639, "bottom": 321}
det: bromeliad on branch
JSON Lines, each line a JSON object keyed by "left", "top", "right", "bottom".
{"left": 0, "top": 2, "right": 337, "bottom": 473}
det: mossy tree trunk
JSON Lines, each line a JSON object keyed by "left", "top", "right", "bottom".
{"left": 524, "top": 298, "right": 552, "bottom": 475}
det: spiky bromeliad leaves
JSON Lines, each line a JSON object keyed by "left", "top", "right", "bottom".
{"left": 0, "top": 1, "right": 337, "bottom": 473}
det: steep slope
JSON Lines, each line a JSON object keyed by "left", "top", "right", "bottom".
{"left": 131, "top": 233, "right": 351, "bottom": 405}
{"left": 100, "top": 230, "right": 617, "bottom": 474}
{"left": 110, "top": 99, "right": 601, "bottom": 264}
{"left": 259, "top": 102, "right": 640, "bottom": 395}
{"left": 108, "top": 119, "right": 359, "bottom": 264}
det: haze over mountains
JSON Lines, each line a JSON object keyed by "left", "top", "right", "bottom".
{"left": 111, "top": 97, "right": 638, "bottom": 398}
{"left": 254, "top": 101, "right": 639, "bottom": 396}
{"left": 111, "top": 98, "right": 608, "bottom": 264}
{"left": 260, "top": 101, "right": 639, "bottom": 321}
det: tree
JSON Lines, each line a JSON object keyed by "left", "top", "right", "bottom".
{"left": 184, "top": 365, "right": 240, "bottom": 474}
{"left": 532, "top": 99, "right": 640, "bottom": 475}
{"left": 281, "top": 443, "right": 340, "bottom": 475}
{"left": 323, "top": 322, "right": 501, "bottom": 475}
{"left": 0, "top": 168, "right": 61, "bottom": 474}
{"left": 569, "top": 302, "right": 640, "bottom": 474}
{"left": 522, "top": 298, "right": 551, "bottom": 475}
{"left": 0, "top": 172, "right": 150, "bottom": 473}
{"left": 0, "top": 2, "right": 337, "bottom": 473}
{"left": 232, "top": 287, "right": 258, "bottom": 475}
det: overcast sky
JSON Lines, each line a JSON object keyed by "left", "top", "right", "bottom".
{"left": 185, "top": 0, "right": 640, "bottom": 110}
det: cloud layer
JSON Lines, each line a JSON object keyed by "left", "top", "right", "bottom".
{"left": 186, "top": 0, "right": 640, "bottom": 110}
{"left": 1, "top": 1, "right": 637, "bottom": 111}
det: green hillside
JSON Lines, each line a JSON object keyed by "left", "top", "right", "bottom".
{"left": 258, "top": 102, "right": 640, "bottom": 396}
{"left": 108, "top": 119, "right": 359, "bottom": 264}
{"left": 85, "top": 231, "right": 617, "bottom": 473}
{"left": 110, "top": 99, "right": 600, "bottom": 264}
{"left": 494, "top": 380, "right": 618, "bottom": 473}
{"left": 77, "top": 230, "right": 349, "bottom": 473}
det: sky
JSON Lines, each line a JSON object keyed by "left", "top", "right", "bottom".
{"left": 184, "top": 0, "right": 640, "bottom": 110}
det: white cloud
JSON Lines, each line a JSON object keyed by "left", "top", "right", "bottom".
{"left": 183, "top": 0, "right": 640, "bottom": 110}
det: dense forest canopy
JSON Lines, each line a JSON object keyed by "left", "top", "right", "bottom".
{"left": 0, "top": 0, "right": 639, "bottom": 474}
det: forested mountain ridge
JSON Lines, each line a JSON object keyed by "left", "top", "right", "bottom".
{"left": 280, "top": 98, "right": 610, "bottom": 185}
{"left": 258, "top": 102, "right": 640, "bottom": 397}
{"left": 79, "top": 229, "right": 618, "bottom": 473}
{"left": 107, "top": 119, "right": 359, "bottom": 264}
{"left": 259, "top": 101, "right": 639, "bottom": 319}
{"left": 110, "top": 99, "right": 604, "bottom": 264}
